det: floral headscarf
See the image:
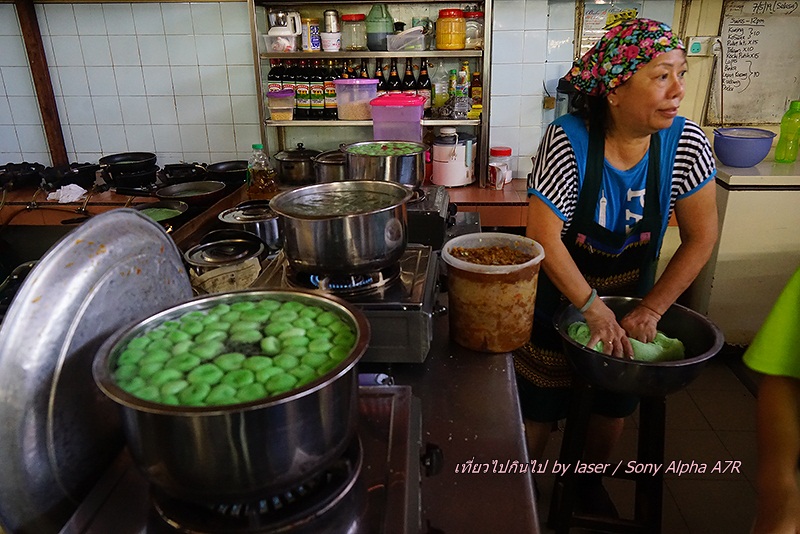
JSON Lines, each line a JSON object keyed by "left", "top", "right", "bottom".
{"left": 565, "top": 18, "right": 684, "bottom": 97}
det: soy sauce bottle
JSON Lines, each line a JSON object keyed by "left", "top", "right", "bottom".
{"left": 324, "top": 59, "right": 339, "bottom": 120}
{"left": 374, "top": 59, "right": 387, "bottom": 97}
{"left": 402, "top": 58, "right": 417, "bottom": 95}
{"left": 309, "top": 59, "right": 325, "bottom": 119}
{"left": 387, "top": 58, "right": 402, "bottom": 93}
{"left": 417, "top": 59, "right": 432, "bottom": 116}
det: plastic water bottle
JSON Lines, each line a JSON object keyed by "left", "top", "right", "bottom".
{"left": 247, "top": 143, "right": 278, "bottom": 200}
{"left": 775, "top": 100, "right": 800, "bottom": 163}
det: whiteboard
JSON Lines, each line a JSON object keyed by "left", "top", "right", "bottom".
{"left": 707, "top": 0, "right": 800, "bottom": 125}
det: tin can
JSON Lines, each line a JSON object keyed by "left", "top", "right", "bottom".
{"left": 301, "top": 18, "right": 321, "bottom": 52}
{"left": 323, "top": 10, "right": 340, "bottom": 33}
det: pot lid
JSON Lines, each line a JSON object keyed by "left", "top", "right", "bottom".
{"left": 0, "top": 209, "right": 192, "bottom": 534}
{"left": 434, "top": 132, "right": 477, "bottom": 146}
{"left": 273, "top": 143, "right": 322, "bottom": 162}
{"left": 313, "top": 150, "right": 347, "bottom": 165}
{"left": 185, "top": 239, "right": 264, "bottom": 268}
{"left": 219, "top": 204, "right": 279, "bottom": 224}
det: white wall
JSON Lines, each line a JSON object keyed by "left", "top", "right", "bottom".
{"left": 1, "top": 0, "right": 676, "bottom": 169}
{"left": 0, "top": 2, "right": 259, "bottom": 166}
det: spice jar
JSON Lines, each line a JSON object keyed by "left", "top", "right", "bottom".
{"left": 435, "top": 9, "right": 466, "bottom": 50}
{"left": 464, "top": 11, "right": 484, "bottom": 49}
{"left": 341, "top": 13, "right": 368, "bottom": 51}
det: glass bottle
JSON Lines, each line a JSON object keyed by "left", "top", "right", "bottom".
{"left": 309, "top": 59, "right": 325, "bottom": 119}
{"left": 323, "top": 59, "right": 339, "bottom": 120}
{"left": 282, "top": 59, "right": 297, "bottom": 97}
{"left": 470, "top": 71, "right": 482, "bottom": 105}
{"left": 267, "top": 59, "right": 284, "bottom": 92}
{"left": 360, "top": 58, "right": 370, "bottom": 78}
{"left": 417, "top": 59, "right": 432, "bottom": 116}
{"left": 402, "top": 58, "right": 417, "bottom": 95}
{"left": 775, "top": 100, "right": 800, "bottom": 163}
{"left": 374, "top": 59, "right": 387, "bottom": 98}
{"left": 387, "top": 58, "right": 402, "bottom": 93}
{"left": 294, "top": 59, "right": 310, "bottom": 119}
{"left": 247, "top": 143, "right": 279, "bottom": 200}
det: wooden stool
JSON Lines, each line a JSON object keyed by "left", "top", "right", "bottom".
{"left": 547, "top": 378, "right": 666, "bottom": 534}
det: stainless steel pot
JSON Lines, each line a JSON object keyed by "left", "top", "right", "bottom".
{"left": 269, "top": 181, "right": 412, "bottom": 274}
{"left": 183, "top": 238, "right": 264, "bottom": 275}
{"left": 342, "top": 141, "right": 426, "bottom": 189}
{"left": 273, "top": 143, "right": 320, "bottom": 186}
{"left": 312, "top": 149, "right": 348, "bottom": 183}
{"left": 92, "top": 289, "right": 370, "bottom": 504}
{"left": 218, "top": 200, "right": 282, "bottom": 252}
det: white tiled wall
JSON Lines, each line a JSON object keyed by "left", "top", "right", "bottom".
{"left": 489, "top": 0, "right": 677, "bottom": 179}
{"left": 1, "top": 0, "right": 676, "bottom": 169}
{"left": 0, "top": 2, "right": 259, "bottom": 166}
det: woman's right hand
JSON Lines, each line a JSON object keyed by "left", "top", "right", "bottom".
{"left": 583, "top": 299, "right": 634, "bottom": 358}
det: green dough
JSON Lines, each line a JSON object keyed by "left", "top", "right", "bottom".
{"left": 150, "top": 368, "right": 183, "bottom": 387}
{"left": 180, "top": 320, "right": 204, "bottom": 336}
{"left": 148, "top": 338, "right": 174, "bottom": 351}
{"left": 231, "top": 301, "right": 256, "bottom": 312}
{"left": 308, "top": 338, "right": 333, "bottom": 354}
{"left": 240, "top": 309, "right": 271, "bottom": 323}
{"left": 265, "top": 372, "right": 298, "bottom": 393}
{"left": 187, "top": 363, "right": 224, "bottom": 385}
{"left": 315, "top": 311, "right": 337, "bottom": 326}
{"left": 171, "top": 340, "right": 195, "bottom": 356}
{"left": 243, "top": 356, "right": 273, "bottom": 372}
{"left": 329, "top": 346, "right": 349, "bottom": 361}
{"left": 140, "top": 349, "right": 172, "bottom": 366}
{"left": 166, "top": 354, "right": 201, "bottom": 372}
{"left": 206, "top": 383, "right": 238, "bottom": 405}
{"left": 301, "top": 352, "right": 329, "bottom": 369}
{"left": 229, "top": 330, "right": 263, "bottom": 344}
{"left": 293, "top": 317, "right": 316, "bottom": 330}
{"left": 160, "top": 379, "right": 189, "bottom": 397}
{"left": 299, "top": 306, "right": 323, "bottom": 318}
{"left": 259, "top": 336, "right": 281, "bottom": 355}
{"left": 114, "top": 364, "right": 138, "bottom": 382}
{"left": 256, "top": 366, "right": 284, "bottom": 382}
{"left": 118, "top": 348, "right": 146, "bottom": 366}
{"left": 222, "top": 369, "right": 255, "bottom": 388}
{"left": 236, "top": 383, "right": 268, "bottom": 402}
{"left": 566, "top": 321, "right": 685, "bottom": 363}
{"left": 195, "top": 330, "right": 227, "bottom": 344}
{"left": 214, "top": 352, "right": 246, "bottom": 371}
{"left": 274, "top": 353, "right": 300, "bottom": 370}
{"left": 257, "top": 299, "right": 282, "bottom": 311}
{"left": 179, "top": 383, "right": 211, "bottom": 405}
{"left": 191, "top": 340, "right": 226, "bottom": 360}
{"left": 264, "top": 321, "right": 293, "bottom": 337}
{"left": 167, "top": 330, "right": 191, "bottom": 343}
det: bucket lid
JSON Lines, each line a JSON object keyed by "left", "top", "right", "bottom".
{"left": 333, "top": 78, "right": 379, "bottom": 85}
{"left": 267, "top": 89, "right": 294, "bottom": 99}
{"left": 370, "top": 94, "right": 425, "bottom": 107}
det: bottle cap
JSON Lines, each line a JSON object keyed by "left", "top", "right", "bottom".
{"left": 341, "top": 13, "right": 366, "bottom": 21}
{"left": 252, "top": 143, "right": 264, "bottom": 150}
{"left": 790, "top": 101, "right": 800, "bottom": 112}
{"left": 439, "top": 9, "right": 465, "bottom": 18}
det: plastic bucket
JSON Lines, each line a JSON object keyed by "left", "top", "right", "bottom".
{"left": 442, "top": 232, "right": 545, "bottom": 353}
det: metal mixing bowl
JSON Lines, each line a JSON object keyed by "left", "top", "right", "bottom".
{"left": 554, "top": 296, "right": 724, "bottom": 396}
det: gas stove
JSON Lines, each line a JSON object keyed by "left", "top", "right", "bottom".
{"left": 253, "top": 245, "right": 439, "bottom": 363}
{"left": 59, "top": 386, "right": 422, "bottom": 534}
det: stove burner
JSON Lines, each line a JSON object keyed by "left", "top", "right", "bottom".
{"left": 406, "top": 188, "right": 426, "bottom": 205}
{"left": 296, "top": 264, "right": 401, "bottom": 297}
{"left": 153, "top": 438, "right": 363, "bottom": 533}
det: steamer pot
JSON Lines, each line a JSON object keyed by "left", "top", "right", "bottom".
{"left": 218, "top": 200, "right": 282, "bottom": 252}
{"left": 312, "top": 149, "right": 348, "bottom": 183}
{"left": 92, "top": 289, "right": 370, "bottom": 504}
{"left": 342, "top": 141, "right": 426, "bottom": 189}
{"left": 269, "top": 181, "right": 412, "bottom": 275}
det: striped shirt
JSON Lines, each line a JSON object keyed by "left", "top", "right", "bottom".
{"left": 528, "top": 115, "right": 716, "bottom": 239}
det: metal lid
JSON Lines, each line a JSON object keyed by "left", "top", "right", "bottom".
{"left": 0, "top": 209, "right": 192, "bottom": 533}
{"left": 273, "top": 142, "right": 322, "bottom": 163}
{"left": 219, "top": 204, "right": 279, "bottom": 224}
{"left": 185, "top": 239, "right": 265, "bottom": 268}
{"left": 434, "top": 132, "right": 477, "bottom": 146}
{"left": 312, "top": 149, "right": 347, "bottom": 166}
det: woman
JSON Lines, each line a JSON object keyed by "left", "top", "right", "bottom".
{"left": 514, "top": 18, "right": 719, "bottom": 512}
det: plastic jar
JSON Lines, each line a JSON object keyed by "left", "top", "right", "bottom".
{"left": 341, "top": 14, "right": 368, "bottom": 51}
{"left": 489, "top": 146, "right": 513, "bottom": 184}
{"left": 301, "top": 18, "right": 321, "bottom": 52}
{"left": 464, "top": 11, "right": 484, "bottom": 49}
{"left": 435, "top": 9, "right": 466, "bottom": 50}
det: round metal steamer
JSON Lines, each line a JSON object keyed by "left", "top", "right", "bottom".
{"left": 269, "top": 180, "right": 412, "bottom": 275}
{"left": 555, "top": 296, "right": 724, "bottom": 396}
{"left": 0, "top": 209, "right": 193, "bottom": 534}
{"left": 92, "top": 289, "right": 371, "bottom": 504}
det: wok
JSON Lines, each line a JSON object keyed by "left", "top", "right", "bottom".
{"left": 115, "top": 181, "right": 228, "bottom": 207}
{"left": 98, "top": 152, "right": 157, "bottom": 174}
{"left": 102, "top": 166, "right": 159, "bottom": 189}
{"left": 554, "top": 296, "right": 724, "bottom": 396}
{"left": 205, "top": 160, "right": 247, "bottom": 184}
{"left": 131, "top": 200, "right": 189, "bottom": 224}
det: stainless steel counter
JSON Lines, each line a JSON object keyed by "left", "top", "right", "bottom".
{"left": 361, "top": 300, "right": 540, "bottom": 533}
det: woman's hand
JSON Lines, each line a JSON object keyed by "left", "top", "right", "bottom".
{"left": 583, "top": 299, "right": 634, "bottom": 359}
{"left": 621, "top": 305, "right": 661, "bottom": 343}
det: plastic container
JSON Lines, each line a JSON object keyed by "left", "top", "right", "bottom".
{"left": 320, "top": 32, "right": 341, "bottom": 52}
{"left": 266, "top": 88, "right": 295, "bottom": 121}
{"left": 370, "top": 94, "right": 425, "bottom": 142}
{"left": 341, "top": 14, "right": 368, "bottom": 51}
{"left": 489, "top": 146, "right": 513, "bottom": 184}
{"left": 464, "top": 11, "right": 484, "bottom": 49}
{"left": 442, "top": 233, "right": 545, "bottom": 353}
{"left": 333, "top": 78, "right": 379, "bottom": 120}
{"left": 387, "top": 26, "right": 426, "bottom": 51}
{"left": 436, "top": 9, "right": 466, "bottom": 50}
{"left": 775, "top": 100, "right": 800, "bottom": 163}
{"left": 713, "top": 127, "right": 776, "bottom": 167}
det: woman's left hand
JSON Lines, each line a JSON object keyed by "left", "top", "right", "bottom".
{"left": 621, "top": 305, "right": 661, "bottom": 343}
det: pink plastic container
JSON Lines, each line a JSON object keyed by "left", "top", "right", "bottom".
{"left": 370, "top": 94, "right": 425, "bottom": 143}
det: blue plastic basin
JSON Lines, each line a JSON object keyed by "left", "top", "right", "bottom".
{"left": 713, "top": 127, "right": 776, "bottom": 167}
